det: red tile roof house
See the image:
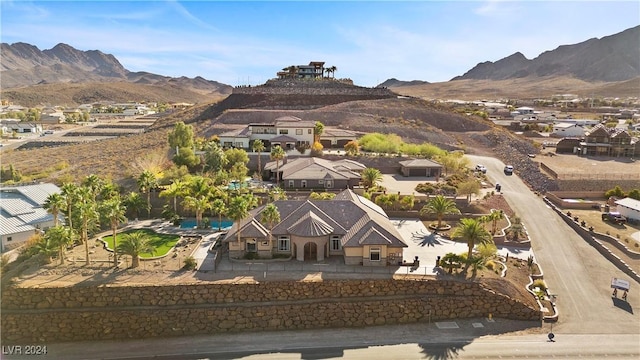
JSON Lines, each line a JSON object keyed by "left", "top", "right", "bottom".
{"left": 223, "top": 189, "right": 408, "bottom": 266}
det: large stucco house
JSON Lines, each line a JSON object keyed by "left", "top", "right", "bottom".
{"left": 223, "top": 189, "right": 407, "bottom": 266}
{"left": 218, "top": 116, "right": 315, "bottom": 150}
{"left": 263, "top": 157, "right": 366, "bottom": 190}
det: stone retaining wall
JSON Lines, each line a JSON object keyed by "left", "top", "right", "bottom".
{"left": 1, "top": 279, "right": 540, "bottom": 342}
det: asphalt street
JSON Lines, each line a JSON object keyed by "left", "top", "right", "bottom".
{"left": 466, "top": 154, "right": 640, "bottom": 335}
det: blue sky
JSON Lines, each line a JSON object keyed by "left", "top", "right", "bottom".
{"left": 2, "top": 1, "right": 639, "bottom": 87}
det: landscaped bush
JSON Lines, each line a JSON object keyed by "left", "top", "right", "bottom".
{"left": 532, "top": 279, "right": 547, "bottom": 291}
{"left": 485, "top": 260, "right": 496, "bottom": 270}
{"left": 183, "top": 256, "right": 197, "bottom": 270}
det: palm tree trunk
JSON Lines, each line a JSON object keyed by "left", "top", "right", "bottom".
{"left": 112, "top": 224, "right": 118, "bottom": 267}
{"left": 132, "top": 255, "right": 139, "bottom": 268}
{"left": 218, "top": 214, "right": 222, "bottom": 231}
{"left": 146, "top": 191, "right": 151, "bottom": 218}
{"left": 53, "top": 209, "right": 59, "bottom": 227}
{"left": 59, "top": 246, "right": 65, "bottom": 265}
{"left": 83, "top": 220, "right": 89, "bottom": 265}
{"left": 67, "top": 205, "right": 73, "bottom": 230}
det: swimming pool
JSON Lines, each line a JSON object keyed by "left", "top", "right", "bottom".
{"left": 180, "top": 219, "right": 233, "bottom": 230}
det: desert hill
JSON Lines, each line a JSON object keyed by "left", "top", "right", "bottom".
{"left": 385, "top": 76, "right": 640, "bottom": 101}
{"left": 383, "top": 26, "right": 640, "bottom": 100}
{"left": 0, "top": 42, "right": 233, "bottom": 105}
{"left": 1, "top": 81, "right": 229, "bottom": 108}
{"left": 452, "top": 25, "right": 640, "bottom": 82}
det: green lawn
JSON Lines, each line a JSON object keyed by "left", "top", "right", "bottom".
{"left": 101, "top": 229, "right": 180, "bottom": 258}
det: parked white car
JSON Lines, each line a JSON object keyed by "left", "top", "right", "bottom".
{"left": 475, "top": 164, "right": 487, "bottom": 173}
{"left": 504, "top": 165, "right": 514, "bottom": 175}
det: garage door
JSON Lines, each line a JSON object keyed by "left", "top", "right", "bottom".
{"left": 320, "top": 140, "right": 332, "bottom": 148}
{"left": 336, "top": 139, "right": 351, "bottom": 147}
{"left": 409, "top": 168, "right": 426, "bottom": 176}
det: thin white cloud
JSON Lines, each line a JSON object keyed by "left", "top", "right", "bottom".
{"left": 0, "top": 0, "right": 50, "bottom": 20}
{"left": 474, "top": 0, "right": 519, "bottom": 17}
{"left": 165, "top": 0, "right": 219, "bottom": 32}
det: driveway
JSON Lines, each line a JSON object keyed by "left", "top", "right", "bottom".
{"left": 391, "top": 219, "right": 534, "bottom": 276}
{"left": 466, "top": 154, "right": 640, "bottom": 335}
{"left": 380, "top": 174, "right": 435, "bottom": 195}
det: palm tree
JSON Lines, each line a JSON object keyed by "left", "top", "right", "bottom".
{"left": 211, "top": 198, "right": 227, "bottom": 231}
{"left": 260, "top": 203, "right": 280, "bottom": 247}
{"left": 329, "top": 65, "right": 337, "bottom": 78}
{"left": 137, "top": 170, "right": 157, "bottom": 218}
{"left": 33, "top": 234, "right": 57, "bottom": 263}
{"left": 159, "top": 179, "right": 187, "bottom": 214}
{"left": 361, "top": 167, "right": 383, "bottom": 189}
{"left": 117, "top": 232, "right": 154, "bottom": 268}
{"left": 506, "top": 216, "right": 526, "bottom": 241}
{"left": 43, "top": 226, "right": 75, "bottom": 265}
{"left": 204, "top": 141, "right": 228, "bottom": 173}
{"left": 123, "top": 192, "right": 146, "bottom": 220}
{"left": 270, "top": 145, "right": 285, "bottom": 186}
{"left": 101, "top": 196, "right": 127, "bottom": 267}
{"left": 252, "top": 139, "right": 265, "bottom": 181}
{"left": 100, "top": 181, "right": 121, "bottom": 201}
{"left": 60, "top": 182, "right": 78, "bottom": 229}
{"left": 420, "top": 195, "right": 460, "bottom": 229}
{"left": 314, "top": 121, "right": 324, "bottom": 143}
{"left": 186, "top": 175, "right": 213, "bottom": 199}
{"left": 182, "top": 195, "right": 212, "bottom": 228}
{"left": 82, "top": 174, "right": 104, "bottom": 202}
{"left": 76, "top": 186, "right": 99, "bottom": 265}
{"left": 451, "top": 218, "right": 493, "bottom": 273}
{"left": 228, "top": 196, "right": 249, "bottom": 243}
{"left": 486, "top": 210, "right": 504, "bottom": 235}
{"left": 43, "top": 192, "right": 65, "bottom": 227}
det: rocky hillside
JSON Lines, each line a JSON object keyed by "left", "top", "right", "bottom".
{"left": 453, "top": 25, "right": 640, "bottom": 82}
{"left": 1, "top": 82, "right": 228, "bottom": 108}
{"left": 0, "top": 42, "right": 232, "bottom": 96}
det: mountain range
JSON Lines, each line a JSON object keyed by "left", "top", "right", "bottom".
{"left": 1, "top": 25, "right": 638, "bottom": 105}
{"left": 380, "top": 26, "right": 640, "bottom": 87}
{"left": 0, "top": 42, "right": 232, "bottom": 94}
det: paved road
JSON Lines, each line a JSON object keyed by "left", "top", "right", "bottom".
{"left": 12, "top": 319, "right": 638, "bottom": 360}
{"left": 466, "top": 154, "right": 640, "bottom": 335}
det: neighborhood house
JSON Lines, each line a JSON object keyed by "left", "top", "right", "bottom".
{"left": 263, "top": 157, "right": 366, "bottom": 189}
{"left": 218, "top": 116, "right": 315, "bottom": 150}
{"left": 0, "top": 183, "right": 62, "bottom": 252}
{"left": 223, "top": 189, "right": 408, "bottom": 266}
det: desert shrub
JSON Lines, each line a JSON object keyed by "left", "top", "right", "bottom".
{"left": 183, "top": 256, "right": 197, "bottom": 270}
{"left": 485, "top": 260, "right": 496, "bottom": 270}
{"left": 415, "top": 183, "right": 436, "bottom": 194}
{"left": 477, "top": 243, "right": 497, "bottom": 259}
{"left": 532, "top": 279, "right": 547, "bottom": 291}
